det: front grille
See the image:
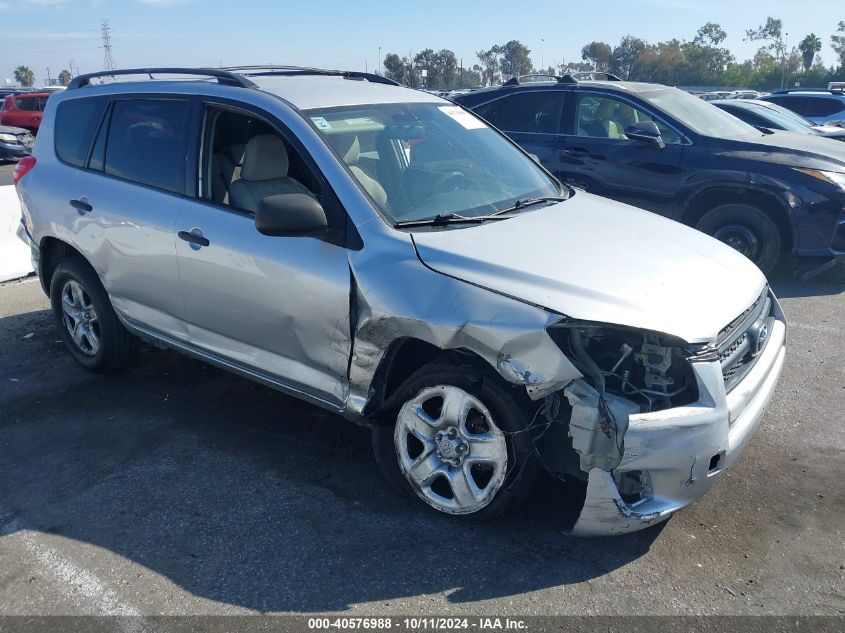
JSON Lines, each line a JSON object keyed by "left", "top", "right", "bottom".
{"left": 716, "top": 289, "right": 774, "bottom": 393}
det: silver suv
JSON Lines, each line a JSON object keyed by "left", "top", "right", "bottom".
{"left": 16, "top": 67, "right": 786, "bottom": 535}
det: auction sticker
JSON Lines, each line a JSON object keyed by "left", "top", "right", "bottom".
{"left": 438, "top": 106, "right": 487, "bottom": 130}
{"left": 310, "top": 116, "right": 332, "bottom": 130}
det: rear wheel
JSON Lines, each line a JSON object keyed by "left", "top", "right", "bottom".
{"left": 695, "top": 203, "right": 781, "bottom": 274}
{"left": 49, "top": 258, "right": 139, "bottom": 372}
{"left": 372, "top": 360, "right": 538, "bottom": 518}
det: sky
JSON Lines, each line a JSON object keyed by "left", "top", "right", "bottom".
{"left": 1, "top": 0, "right": 843, "bottom": 86}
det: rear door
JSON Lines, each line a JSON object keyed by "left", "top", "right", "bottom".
{"left": 558, "top": 91, "right": 685, "bottom": 215}
{"left": 477, "top": 90, "right": 567, "bottom": 177}
{"left": 64, "top": 95, "right": 190, "bottom": 340}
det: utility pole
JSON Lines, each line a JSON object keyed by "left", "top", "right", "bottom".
{"left": 101, "top": 20, "right": 115, "bottom": 80}
{"left": 780, "top": 32, "right": 789, "bottom": 90}
{"left": 541, "top": 38, "right": 544, "bottom": 71}
{"left": 378, "top": 46, "right": 381, "bottom": 75}
{"left": 68, "top": 60, "right": 75, "bottom": 78}
{"left": 46, "top": 67, "right": 52, "bottom": 86}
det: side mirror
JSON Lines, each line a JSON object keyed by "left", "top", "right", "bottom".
{"left": 255, "top": 193, "right": 327, "bottom": 237}
{"left": 624, "top": 120, "right": 665, "bottom": 148}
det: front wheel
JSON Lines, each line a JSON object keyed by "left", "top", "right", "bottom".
{"left": 372, "top": 360, "right": 538, "bottom": 518}
{"left": 695, "top": 203, "right": 781, "bottom": 274}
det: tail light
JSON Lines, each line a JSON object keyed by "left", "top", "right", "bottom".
{"left": 13, "top": 156, "right": 36, "bottom": 185}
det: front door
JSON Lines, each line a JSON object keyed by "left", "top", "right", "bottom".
{"left": 174, "top": 104, "right": 351, "bottom": 407}
{"left": 559, "top": 92, "right": 685, "bottom": 215}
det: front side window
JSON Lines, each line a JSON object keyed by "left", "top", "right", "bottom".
{"left": 305, "top": 103, "right": 561, "bottom": 224}
{"left": 574, "top": 94, "right": 682, "bottom": 144}
{"left": 103, "top": 99, "right": 190, "bottom": 194}
{"left": 493, "top": 91, "right": 565, "bottom": 134}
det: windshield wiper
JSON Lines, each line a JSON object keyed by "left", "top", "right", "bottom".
{"left": 502, "top": 195, "right": 569, "bottom": 213}
{"left": 394, "top": 212, "right": 511, "bottom": 228}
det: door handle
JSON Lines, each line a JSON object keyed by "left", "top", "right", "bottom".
{"left": 178, "top": 229, "right": 210, "bottom": 248}
{"left": 563, "top": 147, "right": 591, "bottom": 156}
{"left": 70, "top": 198, "right": 93, "bottom": 214}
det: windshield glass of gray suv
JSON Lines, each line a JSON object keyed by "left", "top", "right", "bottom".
{"left": 306, "top": 103, "right": 561, "bottom": 223}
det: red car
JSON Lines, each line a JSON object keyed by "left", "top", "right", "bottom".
{"left": 0, "top": 92, "right": 51, "bottom": 134}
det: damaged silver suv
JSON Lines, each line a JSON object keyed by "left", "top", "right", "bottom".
{"left": 16, "top": 67, "right": 786, "bottom": 535}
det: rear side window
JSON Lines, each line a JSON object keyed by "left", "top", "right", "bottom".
{"left": 804, "top": 97, "right": 845, "bottom": 117}
{"left": 493, "top": 91, "right": 565, "bottom": 134}
{"left": 55, "top": 98, "right": 107, "bottom": 168}
{"left": 14, "top": 97, "right": 39, "bottom": 111}
{"left": 104, "top": 99, "right": 190, "bottom": 194}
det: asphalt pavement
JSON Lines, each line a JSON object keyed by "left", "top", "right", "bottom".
{"left": 0, "top": 268, "right": 843, "bottom": 617}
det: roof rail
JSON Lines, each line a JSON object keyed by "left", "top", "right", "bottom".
{"left": 67, "top": 68, "right": 257, "bottom": 89}
{"left": 558, "top": 72, "right": 623, "bottom": 84}
{"left": 220, "top": 65, "right": 400, "bottom": 86}
{"left": 502, "top": 74, "right": 560, "bottom": 86}
{"left": 771, "top": 87, "right": 843, "bottom": 94}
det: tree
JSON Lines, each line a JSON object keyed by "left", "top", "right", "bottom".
{"left": 500, "top": 40, "right": 532, "bottom": 79}
{"left": 476, "top": 46, "right": 503, "bottom": 86}
{"left": 745, "top": 17, "right": 788, "bottom": 62}
{"left": 694, "top": 22, "right": 728, "bottom": 46}
{"left": 14, "top": 65, "right": 34, "bottom": 87}
{"left": 831, "top": 21, "right": 845, "bottom": 70}
{"left": 611, "top": 36, "right": 647, "bottom": 79}
{"left": 383, "top": 53, "right": 417, "bottom": 87}
{"left": 58, "top": 69, "right": 72, "bottom": 86}
{"left": 581, "top": 41, "right": 612, "bottom": 71}
{"left": 798, "top": 34, "right": 822, "bottom": 71}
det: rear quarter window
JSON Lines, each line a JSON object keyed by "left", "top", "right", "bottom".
{"left": 14, "top": 97, "right": 39, "bottom": 111}
{"left": 55, "top": 97, "right": 107, "bottom": 168}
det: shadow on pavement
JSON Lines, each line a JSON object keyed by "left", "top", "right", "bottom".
{"left": 0, "top": 307, "right": 662, "bottom": 612}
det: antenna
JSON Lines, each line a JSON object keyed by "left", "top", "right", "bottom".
{"left": 101, "top": 20, "right": 115, "bottom": 81}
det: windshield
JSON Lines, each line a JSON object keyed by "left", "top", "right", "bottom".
{"left": 641, "top": 88, "right": 759, "bottom": 138}
{"left": 305, "top": 102, "right": 561, "bottom": 224}
{"left": 753, "top": 102, "right": 815, "bottom": 130}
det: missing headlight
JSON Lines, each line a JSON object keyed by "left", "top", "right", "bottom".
{"left": 549, "top": 324, "right": 698, "bottom": 412}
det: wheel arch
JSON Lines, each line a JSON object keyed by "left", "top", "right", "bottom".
{"left": 38, "top": 236, "right": 87, "bottom": 295}
{"left": 681, "top": 186, "right": 794, "bottom": 254}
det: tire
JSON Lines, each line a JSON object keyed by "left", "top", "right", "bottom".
{"left": 695, "top": 203, "right": 781, "bottom": 274}
{"left": 372, "top": 359, "right": 539, "bottom": 518}
{"left": 49, "top": 258, "right": 139, "bottom": 372}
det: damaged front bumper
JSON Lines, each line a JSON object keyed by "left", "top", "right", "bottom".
{"left": 569, "top": 316, "right": 786, "bottom": 537}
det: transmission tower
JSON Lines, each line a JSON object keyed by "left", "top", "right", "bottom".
{"left": 101, "top": 20, "right": 115, "bottom": 80}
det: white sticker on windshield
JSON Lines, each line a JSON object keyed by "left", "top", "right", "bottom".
{"left": 438, "top": 106, "right": 487, "bottom": 130}
{"left": 310, "top": 116, "right": 332, "bottom": 130}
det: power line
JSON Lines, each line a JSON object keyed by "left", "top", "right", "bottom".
{"left": 102, "top": 20, "right": 115, "bottom": 80}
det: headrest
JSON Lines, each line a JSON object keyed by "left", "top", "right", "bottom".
{"left": 334, "top": 135, "right": 360, "bottom": 165}
{"left": 241, "top": 135, "right": 289, "bottom": 181}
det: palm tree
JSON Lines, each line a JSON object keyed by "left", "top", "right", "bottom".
{"left": 798, "top": 33, "right": 822, "bottom": 71}
{"left": 58, "top": 69, "right": 72, "bottom": 86}
{"left": 14, "top": 65, "right": 35, "bottom": 87}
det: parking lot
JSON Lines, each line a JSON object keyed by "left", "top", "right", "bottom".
{"left": 0, "top": 163, "right": 14, "bottom": 187}
{"left": 0, "top": 264, "right": 843, "bottom": 616}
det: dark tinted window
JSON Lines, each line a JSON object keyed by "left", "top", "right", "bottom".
{"left": 722, "top": 107, "right": 771, "bottom": 128}
{"left": 494, "top": 91, "right": 565, "bottom": 133}
{"left": 14, "top": 97, "right": 39, "bottom": 111}
{"left": 104, "top": 99, "right": 190, "bottom": 194}
{"left": 804, "top": 97, "right": 845, "bottom": 117}
{"left": 55, "top": 98, "right": 107, "bottom": 168}
{"left": 766, "top": 96, "right": 810, "bottom": 116}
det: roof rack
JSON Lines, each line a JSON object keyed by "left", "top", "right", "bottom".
{"left": 68, "top": 68, "right": 257, "bottom": 90}
{"left": 558, "top": 72, "right": 622, "bottom": 84}
{"left": 771, "top": 87, "right": 844, "bottom": 94}
{"left": 220, "top": 65, "right": 400, "bottom": 86}
{"left": 502, "top": 74, "right": 560, "bottom": 86}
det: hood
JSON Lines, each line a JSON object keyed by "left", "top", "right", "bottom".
{"left": 411, "top": 192, "right": 766, "bottom": 343}
{"left": 0, "top": 125, "right": 30, "bottom": 135}
{"left": 715, "top": 130, "right": 845, "bottom": 170}
{"left": 813, "top": 125, "right": 845, "bottom": 138}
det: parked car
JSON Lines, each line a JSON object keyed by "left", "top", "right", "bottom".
{"left": 453, "top": 74, "right": 845, "bottom": 273}
{"left": 757, "top": 89, "right": 845, "bottom": 126}
{"left": 0, "top": 92, "right": 51, "bottom": 134}
{"left": 16, "top": 66, "right": 786, "bottom": 535}
{"left": 713, "top": 99, "right": 845, "bottom": 141}
{"left": 0, "top": 125, "right": 34, "bottom": 161}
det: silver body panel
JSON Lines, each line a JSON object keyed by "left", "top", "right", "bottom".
{"left": 18, "top": 75, "right": 786, "bottom": 535}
